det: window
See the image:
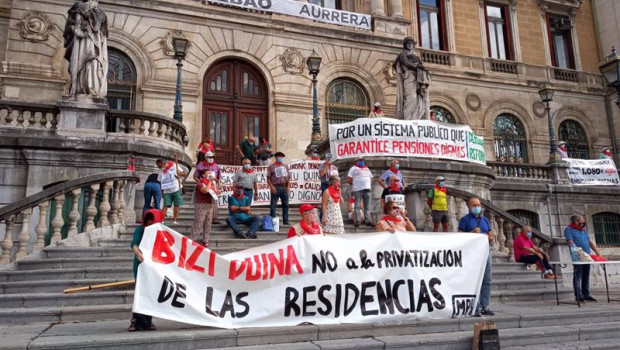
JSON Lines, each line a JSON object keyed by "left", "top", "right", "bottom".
{"left": 508, "top": 210, "right": 540, "bottom": 230}
{"left": 493, "top": 114, "right": 528, "bottom": 162}
{"left": 107, "top": 49, "right": 137, "bottom": 111}
{"left": 559, "top": 120, "right": 589, "bottom": 159}
{"left": 325, "top": 79, "right": 370, "bottom": 125}
{"left": 547, "top": 15, "right": 575, "bottom": 69}
{"left": 418, "top": 0, "right": 445, "bottom": 51}
{"left": 431, "top": 106, "right": 455, "bottom": 123}
{"left": 484, "top": 3, "right": 513, "bottom": 60}
{"left": 593, "top": 212, "right": 620, "bottom": 247}
{"left": 309, "top": 0, "right": 340, "bottom": 9}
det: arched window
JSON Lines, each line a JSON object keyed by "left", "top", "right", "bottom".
{"left": 592, "top": 212, "right": 620, "bottom": 247}
{"left": 559, "top": 120, "right": 589, "bottom": 159}
{"left": 493, "top": 113, "right": 528, "bottom": 162}
{"left": 431, "top": 105, "right": 455, "bottom": 123}
{"left": 325, "top": 78, "right": 370, "bottom": 125}
{"left": 107, "top": 49, "right": 137, "bottom": 111}
{"left": 507, "top": 209, "right": 540, "bottom": 230}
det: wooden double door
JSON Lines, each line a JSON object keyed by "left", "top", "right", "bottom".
{"left": 203, "top": 60, "right": 268, "bottom": 165}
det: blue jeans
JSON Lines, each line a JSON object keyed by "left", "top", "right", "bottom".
{"left": 143, "top": 182, "right": 161, "bottom": 212}
{"left": 243, "top": 189, "right": 254, "bottom": 204}
{"left": 573, "top": 264, "right": 591, "bottom": 299}
{"left": 477, "top": 248, "right": 492, "bottom": 312}
{"left": 319, "top": 183, "right": 329, "bottom": 221}
{"left": 226, "top": 216, "right": 260, "bottom": 237}
{"left": 352, "top": 189, "right": 370, "bottom": 224}
{"left": 270, "top": 186, "right": 289, "bottom": 224}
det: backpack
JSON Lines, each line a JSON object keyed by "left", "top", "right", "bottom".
{"left": 261, "top": 216, "right": 274, "bottom": 232}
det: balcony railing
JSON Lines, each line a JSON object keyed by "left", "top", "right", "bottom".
{"left": 421, "top": 50, "right": 451, "bottom": 66}
{"left": 488, "top": 161, "right": 551, "bottom": 180}
{"left": 490, "top": 59, "right": 518, "bottom": 74}
{"left": 553, "top": 68, "right": 579, "bottom": 82}
{"left": 107, "top": 110, "right": 187, "bottom": 148}
{"left": 0, "top": 101, "right": 59, "bottom": 130}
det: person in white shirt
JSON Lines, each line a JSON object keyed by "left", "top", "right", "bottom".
{"left": 347, "top": 156, "right": 373, "bottom": 227}
{"left": 368, "top": 102, "right": 384, "bottom": 118}
{"left": 557, "top": 141, "right": 569, "bottom": 159}
{"left": 156, "top": 156, "right": 186, "bottom": 224}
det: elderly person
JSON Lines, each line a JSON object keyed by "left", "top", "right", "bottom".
{"left": 427, "top": 175, "right": 449, "bottom": 232}
{"left": 347, "top": 156, "right": 373, "bottom": 227}
{"left": 368, "top": 102, "right": 384, "bottom": 118}
{"left": 376, "top": 200, "right": 416, "bottom": 233}
{"left": 380, "top": 175, "right": 404, "bottom": 210}
{"left": 513, "top": 226, "right": 556, "bottom": 279}
{"left": 557, "top": 141, "right": 569, "bottom": 159}
{"left": 255, "top": 137, "right": 272, "bottom": 166}
{"left": 226, "top": 184, "right": 260, "bottom": 239}
{"left": 192, "top": 170, "right": 217, "bottom": 247}
{"left": 196, "top": 136, "right": 215, "bottom": 164}
{"left": 378, "top": 159, "right": 405, "bottom": 189}
{"left": 232, "top": 158, "right": 258, "bottom": 203}
{"left": 287, "top": 204, "right": 324, "bottom": 238}
{"left": 458, "top": 197, "right": 494, "bottom": 317}
{"left": 321, "top": 176, "right": 345, "bottom": 234}
{"left": 195, "top": 151, "right": 222, "bottom": 224}
{"left": 157, "top": 157, "right": 185, "bottom": 224}
{"left": 236, "top": 136, "right": 256, "bottom": 164}
{"left": 599, "top": 147, "right": 613, "bottom": 159}
{"left": 564, "top": 215, "right": 603, "bottom": 302}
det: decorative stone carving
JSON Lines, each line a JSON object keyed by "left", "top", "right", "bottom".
{"left": 278, "top": 48, "right": 305, "bottom": 75}
{"left": 533, "top": 101, "right": 546, "bottom": 118}
{"left": 383, "top": 62, "right": 397, "bottom": 86}
{"left": 466, "top": 93, "right": 481, "bottom": 111}
{"left": 160, "top": 30, "right": 191, "bottom": 57}
{"left": 18, "top": 11, "right": 55, "bottom": 42}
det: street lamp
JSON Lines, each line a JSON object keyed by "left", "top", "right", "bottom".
{"left": 172, "top": 36, "right": 189, "bottom": 122}
{"left": 306, "top": 49, "right": 322, "bottom": 144}
{"left": 538, "top": 85, "right": 557, "bottom": 161}
{"left": 599, "top": 46, "right": 620, "bottom": 109}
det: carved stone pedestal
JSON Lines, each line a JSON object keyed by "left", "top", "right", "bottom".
{"left": 56, "top": 95, "right": 109, "bottom": 136}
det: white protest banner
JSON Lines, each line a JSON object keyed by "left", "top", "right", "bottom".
{"left": 133, "top": 224, "right": 488, "bottom": 328}
{"left": 203, "top": 0, "right": 371, "bottom": 30}
{"left": 217, "top": 160, "right": 322, "bottom": 208}
{"left": 565, "top": 158, "right": 620, "bottom": 186}
{"left": 329, "top": 118, "right": 486, "bottom": 165}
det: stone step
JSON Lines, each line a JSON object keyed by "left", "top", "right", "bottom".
{"left": 492, "top": 289, "right": 575, "bottom": 303}
{"left": 0, "top": 304, "right": 131, "bottom": 326}
{"left": 503, "top": 338, "right": 620, "bottom": 350}
{"left": 492, "top": 278, "right": 558, "bottom": 291}
{"left": 0, "top": 267, "right": 133, "bottom": 282}
{"left": 41, "top": 247, "right": 130, "bottom": 259}
{"left": 0, "top": 278, "right": 132, "bottom": 294}
{"left": 0, "top": 290, "right": 134, "bottom": 309}
{"left": 16, "top": 257, "right": 132, "bottom": 270}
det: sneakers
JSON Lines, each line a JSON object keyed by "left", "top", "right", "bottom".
{"left": 584, "top": 296, "right": 597, "bottom": 302}
{"left": 172, "top": 221, "right": 179, "bottom": 225}
{"left": 475, "top": 309, "right": 495, "bottom": 317}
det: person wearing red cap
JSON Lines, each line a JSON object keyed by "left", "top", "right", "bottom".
{"left": 287, "top": 204, "right": 324, "bottom": 238}
{"left": 129, "top": 208, "right": 164, "bottom": 332}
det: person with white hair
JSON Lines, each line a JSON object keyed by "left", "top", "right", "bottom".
{"left": 557, "top": 141, "right": 569, "bottom": 159}
{"left": 368, "top": 102, "right": 384, "bottom": 118}
{"left": 599, "top": 147, "right": 613, "bottom": 159}
{"left": 321, "top": 175, "right": 345, "bottom": 234}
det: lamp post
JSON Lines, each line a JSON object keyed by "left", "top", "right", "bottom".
{"left": 306, "top": 49, "right": 322, "bottom": 144}
{"left": 172, "top": 36, "right": 189, "bottom": 122}
{"left": 538, "top": 85, "right": 557, "bottom": 162}
{"left": 599, "top": 46, "right": 620, "bottom": 109}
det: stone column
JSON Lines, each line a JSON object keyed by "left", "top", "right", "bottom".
{"left": 389, "top": 0, "right": 403, "bottom": 18}
{"left": 370, "top": 0, "right": 385, "bottom": 16}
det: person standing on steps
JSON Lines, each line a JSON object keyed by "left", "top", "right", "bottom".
{"left": 564, "top": 215, "right": 603, "bottom": 302}
{"left": 378, "top": 159, "right": 405, "bottom": 190}
{"left": 321, "top": 176, "right": 345, "bottom": 234}
{"left": 318, "top": 153, "right": 338, "bottom": 221}
{"left": 288, "top": 204, "right": 324, "bottom": 238}
{"left": 192, "top": 170, "right": 217, "bottom": 247}
{"left": 157, "top": 156, "right": 185, "bottom": 224}
{"left": 255, "top": 137, "right": 272, "bottom": 166}
{"left": 226, "top": 184, "right": 260, "bottom": 239}
{"left": 267, "top": 151, "right": 291, "bottom": 226}
{"left": 427, "top": 175, "right": 449, "bottom": 232}
{"left": 129, "top": 208, "right": 163, "bottom": 332}
{"left": 236, "top": 136, "right": 256, "bottom": 165}
{"left": 232, "top": 158, "right": 259, "bottom": 204}
{"left": 143, "top": 168, "right": 161, "bottom": 214}
{"left": 368, "top": 102, "right": 384, "bottom": 118}
{"left": 196, "top": 135, "right": 215, "bottom": 164}
{"left": 557, "top": 141, "right": 569, "bottom": 159}
{"left": 194, "top": 151, "right": 222, "bottom": 225}
{"left": 458, "top": 197, "right": 495, "bottom": 317}
{"left": 347, "top": 156, "right": 373, "bottom": 227}
{"left": 380, "top": 175, "right": 405, "bottom": 211}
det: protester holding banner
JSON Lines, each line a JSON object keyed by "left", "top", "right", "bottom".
{"left": 347, "top": 197, "right": 364, "bottom": 223}
{"left": 378, "top": 159, "right": 405, "bottom": 189}
{"left": 321, "top": 176, "right": 345, "bottom": 234}
{"left": 255, "top": 137, "right": 272, "bottom": 166}
{"left": 367, "top": 102, "right": 384, "bottom": 118}
{"left": 287, "top": 204, "right": 323, "bottom": 238}
{"left": 376, "top": 200, "right": 415, "bottom": 233}
{"left": 157, "top": 158, "right": 184, "bottom": 224}
{"left": 513, "top": 226, "right": 556, "bottom": 279}
{"left": 347, "top": 156, "right": 373, "bottom": 227}
{"left": 192, "top": 170, "right": 217, "bottom": 247}
{"left": 129, "top": 208, "right": 163, "bottom": 332}
{"left": 226, "top": 184, "right": 260, "bottom": 239}
{"left": 232, "top": 158, "right": 258, "bottom": 203}
{"left": 564, "top": 215, "right": 602, "bottom": 302}
{"left": 268, "top": 152, "right": 291, "bottom": 226}
{"left": 194, "top": 151, "right": 222, "bottom": 224}
{"left": 427, "top": 176, "right": 449, "bottom": 232}
{"left": 458, "top": 197, "right": 494, "bottom": 316}
{"left": 380, "top": 175, "right": 405, "bottom": 210}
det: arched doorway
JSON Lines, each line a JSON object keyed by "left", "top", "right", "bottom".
{"left": 203, "top": 59, "right": 268, "bottom": 165}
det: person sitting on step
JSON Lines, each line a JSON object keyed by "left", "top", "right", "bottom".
{"left": 513, "top": 226, "right": 558, "bottom": 279}
{"left": 226, "top": 184, "right": 260, "bottom": 239}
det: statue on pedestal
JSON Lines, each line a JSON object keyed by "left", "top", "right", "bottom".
{"left": 63, "top": 0, "right": 108, "bottom": 98}
{"left": 393, "top": 37, "right": 431, "bottom": 120}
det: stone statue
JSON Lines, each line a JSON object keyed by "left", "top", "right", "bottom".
{"left": 393, "top": 37, "right": 431, "bottom": 120}
{"left": 63, "top": 0, "right": 108, "bottom": 98}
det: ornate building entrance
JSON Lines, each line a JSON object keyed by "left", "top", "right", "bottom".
{"left": 203, "top": 59, "right": 268, "bottom": 165}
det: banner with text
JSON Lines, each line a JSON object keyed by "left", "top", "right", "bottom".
{"left": 217, "top": 160, "right": 322, "bottom": 208}
{"left": 328, "top": 118, "right": 486, "bottom": 165}
{"left": 133, "top": 224, "right": 488, "bottom": 328}
{"left": 204, "top": 0, "right": 371, "bottom": 30}
{"left": 565, "top": 158, "right": 620, "bottom": 186}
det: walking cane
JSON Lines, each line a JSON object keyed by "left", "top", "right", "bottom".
{"left": 63, "top": 279, "right": 135, "bottom": 294}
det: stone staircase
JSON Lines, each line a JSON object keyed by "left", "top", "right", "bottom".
{"left": 1, "top": 190, "right": 620, "bottom": 349}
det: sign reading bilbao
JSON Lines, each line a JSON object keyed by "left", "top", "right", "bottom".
{"left": 329, "top": 118, "right": 486, "bottom": 165}
{"left": 565, "top": 158, "right": 620, "bottom": 186}
{"left": 217, "top": 160, "right": 322, "bottom": 208}
{"left": 133, "top": 225, "right": 488, "bottom": 328}
{"left": 203, "top": 0, "right": 371, "bottom": 30}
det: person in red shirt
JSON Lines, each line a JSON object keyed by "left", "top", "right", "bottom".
{"left": 513, "top": 226, "right": 556, "bottom": 279}
{"left": 196, "top": 136, "right": 215, "bottom": 163}
{"left": 287, "top": 204, "right": 324, "bottom": 238}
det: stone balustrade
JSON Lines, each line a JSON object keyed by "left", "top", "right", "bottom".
{"left": 553, "top": 68, "right": 579, "bottom": 83}
{"left": 0, "top": 171, "right": 137, "bottom": 266}
{"left": 488, "top": 161, "right": 551, "bottom": 180}
{"left": 0, "top": 101, "right": 59, "bottom": 130}
{"left": 489, "top": 59, "right": 518, "bottom": 74}
{"left": 107, "top": 110, "right": 187, "bottom": 148}
{"left": 421, "top": 50, "right": 451, "bottom": 66}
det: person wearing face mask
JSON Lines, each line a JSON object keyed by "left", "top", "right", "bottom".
{"left": 380, "top": 175, "right": 405, "bottom": 210}
{"left": 513, "top": 226, "right": 556, "bottom": 279}
{"left": 564, "top": 215, "right": 603, "bottom": 302}
{"left": 368, "top": 102, "right": 384, "bottom": 118}
{"left": 347, "top": 156, "right": 374, "bottom": 227}
{"left": 255, "top": 137, "right": 273, "bottom": 166}
{"left": 194, "top": 151, "right": 222, "bottom": 224}
{"left": 196, "top": 136, "right": 215, "bottom": 164}
{"left": 267, "top": 151, "right": 291, "bottom": 226}
{"left": 458, "top": 197, "right": 495, "bottom": 317}
{"left": 232, "top": 158, "right": 258, "bottom": 203}
{"left": 557, "top": 141, "right": 569, "bottom": 159}
{"left": 309, "top": 151, "right": 320, "bottom": 161}
{"left": 321, "top": 176, "right": 345, "bottom": 234}
{"left": 192, "top": 170, "right": 217, "bottom": 247}
{"left": 226, "top": 184, "right": 260, "bottom": 239}
{"left": 288, "top": 204, "right": 324, "bottom": 238}
{"left": 318, "top": 153, "right": 339, "bottom": 220}
{"left": 427, "top": 175, "right": 449, "bottom": 232}
{"left": 376, "top": 200, "right": 416, "bottom": 233}
{"left": 378, "top": 159, "right": 405, "bottom": 189}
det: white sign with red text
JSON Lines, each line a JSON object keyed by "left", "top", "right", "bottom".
{"left": 328, "top": 118, "right": 486, "bottom": 165}
{"left": 565, "top": 158, "right": 620, "bottom": 186}
{"left": 133, "top": 224, "right": 488, "bottom": 328}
